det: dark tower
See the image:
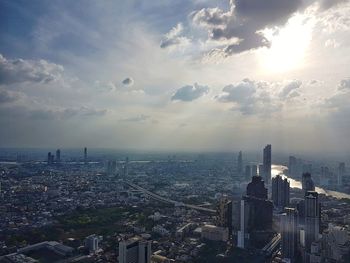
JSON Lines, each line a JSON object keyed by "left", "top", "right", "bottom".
{"left": 263, "top": 144, "right": 272, "bottom": 186}
{"left": 84, "top": 147, "right": 87, "bottom": 164}
{"left": 246, "top": 176, "right": 268, "bottom": 199}
{"left": 56, "top": 149, "right": 61, "bottom": 163}
{"left": 47, "top": 152, "right": 52, "bottom": 165}
{"left": 272, "top": 174, "right": 290, "bottom": 209}
{"left": 302, "top": 173, "right": 315, "bottom": 194}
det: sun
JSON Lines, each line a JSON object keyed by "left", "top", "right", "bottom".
{"left": 260, "top": 13, "right": 315, "bottom": 73}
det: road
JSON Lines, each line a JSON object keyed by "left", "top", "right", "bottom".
{"left": 125, "top": 181, "right": 216, "bottom": 214}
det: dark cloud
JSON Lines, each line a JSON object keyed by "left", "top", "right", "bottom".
{"left": 338, "top": 78, "right": 350, "bottom": 90}
{"left": 171, "top": 83, "right": 209, "bottom": 101}
{"left": 122, "top": 77, "right": 134, "bottom": 86}
{"left": 0, "top": 54, "right": 64, "bottom": 85}
{"left": 190, "top": 0, "right": 306, "bottom": 55}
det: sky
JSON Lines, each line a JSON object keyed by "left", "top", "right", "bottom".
{"left": 0, "top": 0, "right": 350, "bottom": 154}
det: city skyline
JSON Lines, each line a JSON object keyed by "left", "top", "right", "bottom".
{"left": 0, "top": 0, "right": 350, "bottom": 154}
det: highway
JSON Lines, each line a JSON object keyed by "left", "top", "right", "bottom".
{"left": 124, "top": 181, "right": 216, "bottom": 214}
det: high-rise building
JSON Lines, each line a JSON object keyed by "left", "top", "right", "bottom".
{"left": 302, "top": 173, "right": 315, "bottom": 194}
{"left": 281, "top": 207, "right": 298, "bottom": 263}
{"left": 237, "top": 151, "right": 243, "bottom": 175}
{"left": 47, "top": 152, "right": 52, "bottom": 165}
{"left": 106, "top": 160, "right": 117, "bottom": 175}
{"left": 246, "top": 175, "right": 268, "bottom": 199}
{"left": 85, "top": 234, "right": 100, "bottom": 253}
{"left": 84, "top": 147, "right": 87, "bottom": 164}
{"left": 118, "top": 237, "right": 151, "bottom": 263}
{"left": 272, "top": 174, "right": 290, "bottom": 210}
{"left": 263, "top": 144, "right": 272, "bottom": 186}
{"left": 305, "top": 191, "right": 320, "bottom": 254}
{"left": 216, "top": 197, "right": 233, "bottom": 235}
{"left": 56, "top": 149, "right": 61, "bottom": 163}
{"left": 124, "top": 157, "right": 129, "bottom": 177}
{"left": 237, "top": 176, "right": 273, "bottom": 248}
{"left": 237, "top": 199, "right": 248, "bottom": 248}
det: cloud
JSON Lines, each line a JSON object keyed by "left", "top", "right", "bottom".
{"left": 0, "top": 54, "right": 64, "bottom": 85}
{"left": 323, "top": 79, "right": 350, "bottom": 114}
{"left": 338, "top": 78, "right": 350, "bottom": 90}
{"left": 119, "top": 114, "right": 150, "bottom": 122}
{"left": 171, "top": 83, "right": 209, "bottom": 101}
{"left": 324, "top": 38, "right": 340, "bottom": 48}
{"left": 189, "top": 0, "right": 304, "bottom": 56}
{"left": 0, "top": 89, "right": 20, "bottom": 103}
{"left": 216, "top": 78, "right": 298, "bottom": 115}
{"left": 319, "top": 0, "right": 349, "bottom": 10}
{"left": 322, "top": 79, "right": 350, "bottom": 131}
{"left": 160, "top": 23, "right": 191, "bottom": 49}
{"left": 31, "top": 107, "right": 107, "bottom": 120}
{"left": 94, "top": 81, "right": 116, "bottom": 92}
{"left": 122, "top": 77, "right": 134, "bottom": 86}
{"left": 279, "top": 80, "right": 302, "bottom": 99}
{"left": 0, "top": 105, "right": 107, "bottom": 121}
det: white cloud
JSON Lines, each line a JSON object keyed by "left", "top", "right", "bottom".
{"left": 0, "top": 53, "right": 64, "bottom": 85}
{"left": 160, "top": 23, "right": 191, "bottom": 50}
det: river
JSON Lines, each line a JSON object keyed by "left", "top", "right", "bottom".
{"left": 271, "top": 164, "right": 350, "bottom": 199}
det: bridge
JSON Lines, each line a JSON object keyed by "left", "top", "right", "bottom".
{"left": 262, "top": 233, "right": 281, "bottom": 256}
{"left": 124, "top": 181, "right": 216, "bottom": 214}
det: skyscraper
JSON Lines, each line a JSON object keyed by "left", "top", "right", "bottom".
{"left": 246, "top": 175, "right": 268, "bottom": 199}
{"left": 84, "top": 147, "right": 87, "bottom": 164}
{"left": 47, "top": 152, "right": 52, "bottom": 165}
{"left": 124, "top": 157, "right": 129, "bottom": 177}
{"left": 56, "top": 149, "right": 61, "bottom": 163}
{"left": 272, "top": 174, "right": 290, "bottom": 210}
{"left": 237, "top": 176, "right": 273, "bottom": 248}
{"left": 302, "top": 173, "right": 315, "bottom": 194}
{"left": 263, "top": 144, "right": 272, "bottom": 186}
{"left": 281, "top": 207, "right": 298, "bottom": 263}
{"left": 305, "top": 191, "right": 320, "bottom": 254}
{"left": 216, "top": 197, "right": 233, "bottom": 235}
{"left": 118, "top": 237, "right": 151, "bottom": 263}
{"left": 237, "top": 151, "right": 243, "bottom": 175}
{"left": 107, "top": 160, "right": 117, "bottom": 175}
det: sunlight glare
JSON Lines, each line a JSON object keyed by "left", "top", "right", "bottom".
{"left": 260, "top": 14, "right": 314, "bottom": 73}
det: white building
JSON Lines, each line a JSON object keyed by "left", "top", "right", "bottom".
{"left": 85, "top": 234, "right": 101, "bottom": 253}
{"left": 119, "top": 237, "right": 151, "bottom": 263}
